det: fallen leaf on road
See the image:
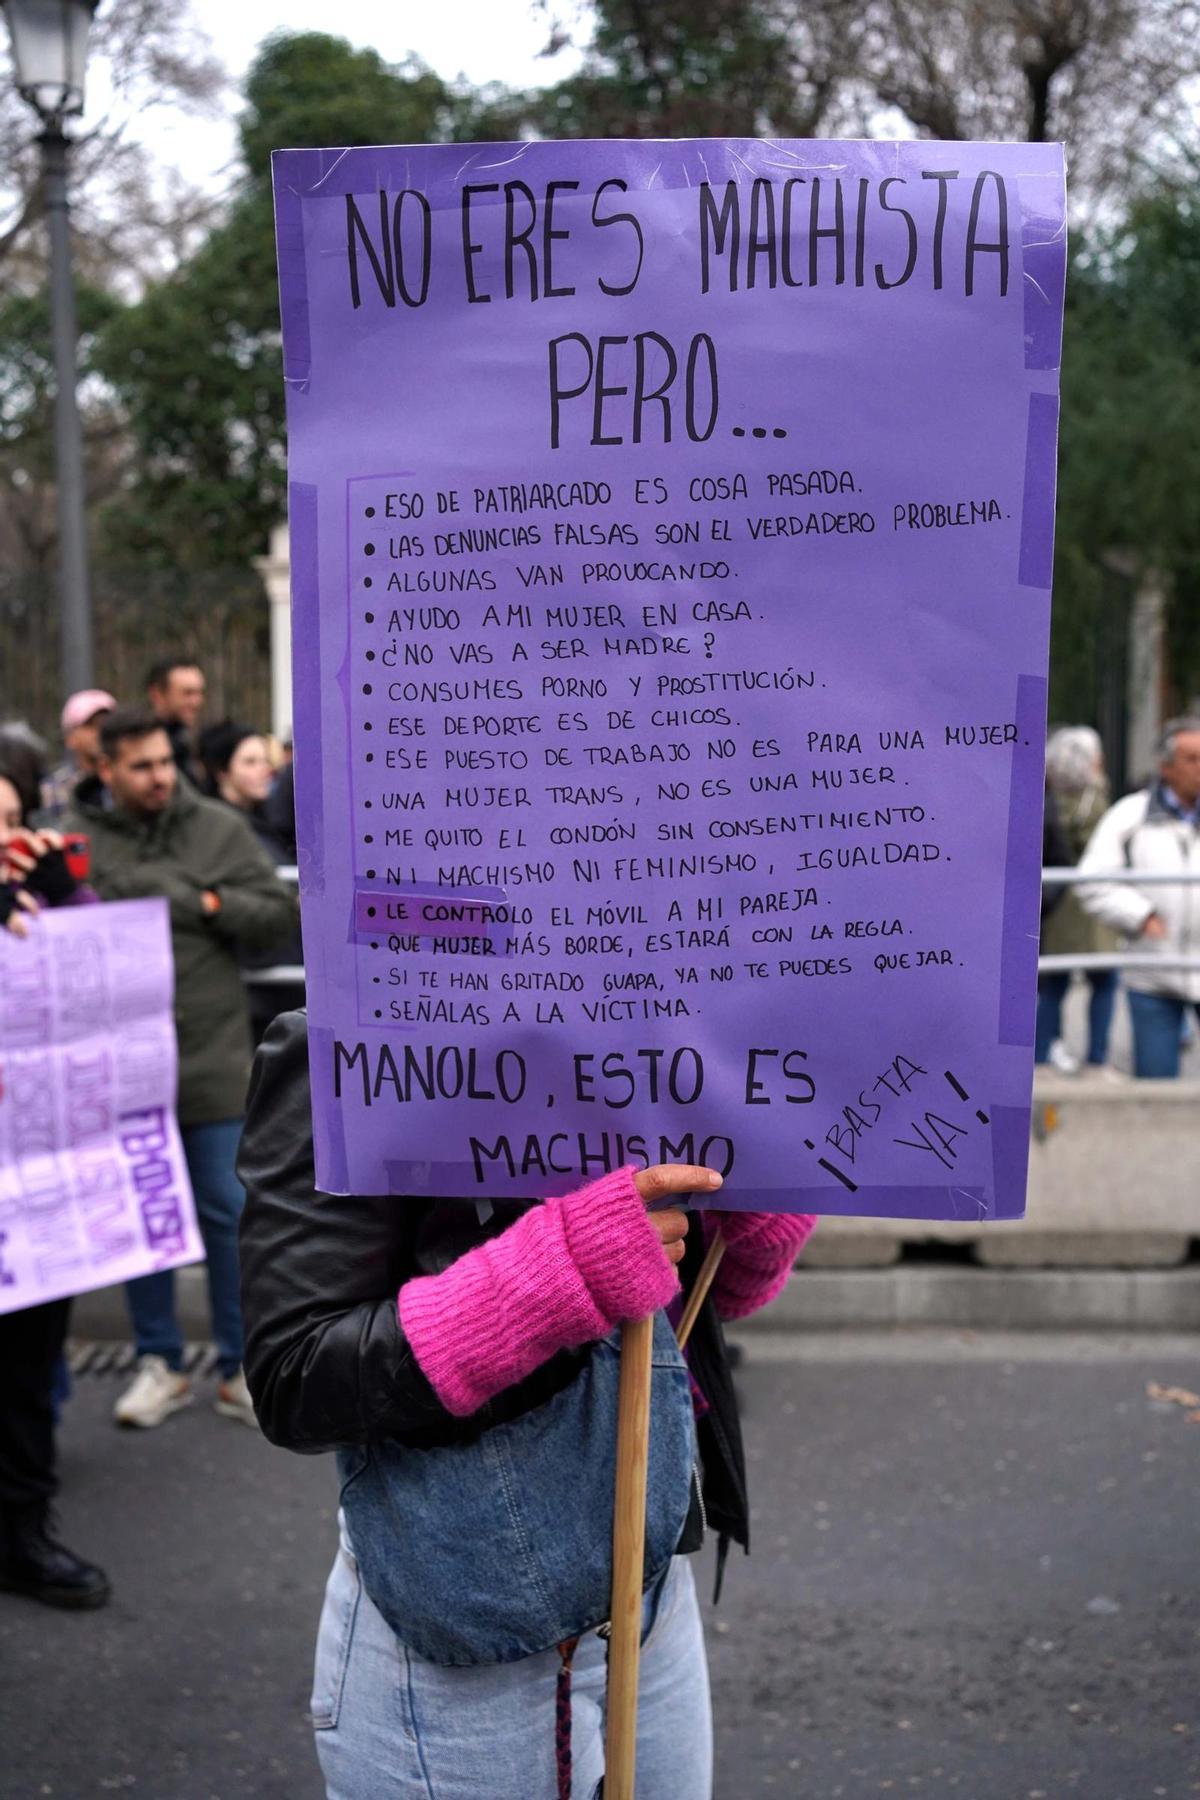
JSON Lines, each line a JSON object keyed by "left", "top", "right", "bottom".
{"left": 1145, "top": 1382, "right": 1200, "bottom": 1409}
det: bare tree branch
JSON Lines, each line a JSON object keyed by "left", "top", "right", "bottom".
{"left": 0, "top": 0, "right": 226, "bottom": 282}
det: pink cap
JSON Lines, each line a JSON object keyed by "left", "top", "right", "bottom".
{"left": 61, "top": 689, "right": 117, "bottom": 735}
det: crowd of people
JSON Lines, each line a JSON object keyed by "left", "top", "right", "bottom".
{"left": 0, "top": 657, "right": 300, "bottom": 1610}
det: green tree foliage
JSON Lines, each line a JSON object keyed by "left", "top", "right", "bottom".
{"left": 1053, "top": 185, "right": 1200, "bottom": 724}
{"left": 522, "top": 0, "right": 862, "bottom": 139}
{"left": 93, "top": 34, "right": 460, "bottom": 569}
{"left": 0, "top": 284, "right": 120, "bottom": 572}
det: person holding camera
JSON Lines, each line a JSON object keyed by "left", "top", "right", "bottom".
{"left": 0, "top": 762, "right": 110, "bottom": 1611}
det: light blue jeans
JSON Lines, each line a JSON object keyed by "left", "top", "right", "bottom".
{"left": 312, "top": 1533, "right": 713, "bottom": 1799}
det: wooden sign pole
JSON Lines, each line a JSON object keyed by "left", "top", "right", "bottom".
{"left": 604, "top": 1311, "right": 655, "bottom": 1800}
{"left": 604, "top": 1233, "right": 727, "bottom": 1797}
{"left": 676, "top": 1233, "right": 726, "bottom": 1352}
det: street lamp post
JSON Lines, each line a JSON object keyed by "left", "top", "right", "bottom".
{"left": 3, "top": 0, "right": 99, "bottom": 693}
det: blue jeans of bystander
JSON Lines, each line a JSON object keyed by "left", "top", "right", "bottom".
{"left": 1126, "top": 991, "right": 1200, "bottom": 1079}
{"left": 124, "top": 1119, "right": 246, "bottom": 1378}
{"left": 311, "top": 1534, "right": 712, "bottom": 1799}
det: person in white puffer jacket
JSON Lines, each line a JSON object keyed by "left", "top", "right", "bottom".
{"left": 1075, "top": 717, "right": 1200, "bottom": 1076}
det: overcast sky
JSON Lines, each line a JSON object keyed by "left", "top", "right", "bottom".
{"left": 105, "top": 2, "right": 584, "bottom": 191}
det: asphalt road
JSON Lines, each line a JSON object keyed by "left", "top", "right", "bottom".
{"left": 3, "top": 1331, "right": 1198, "bottom": 1800}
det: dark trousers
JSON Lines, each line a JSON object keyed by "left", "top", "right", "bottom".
{"left": 1034, "top": 969, "right": 1119, "bottom": 1065}
{"left": 0, "top": 1298, "right": 71, "bottom": 1509}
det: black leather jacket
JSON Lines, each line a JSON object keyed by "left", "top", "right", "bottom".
{"left": 237, "top": 1011, "right": 595, "bottom": 1451}
{"left": 237, "top": 1012, "right": 749, "bottom": 1556}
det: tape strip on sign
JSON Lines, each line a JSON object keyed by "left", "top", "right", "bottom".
{"left": 989, "top": 1103, "right": 1032, "bottom": 1224}
{"left": 998, "top": 673, "right": 1048, "bottom": 1048}
{"left": 1019, "top": 175, "right": 1067, "bottom": 373}
{"left": 309, "top": 1022, "right": 350, "bottom": 1194}
{"left": 1017, "top": 391, "right": 1059, "bottom": 590}
{"left": 274, "top": 166, "right": 312, "bottom": 386}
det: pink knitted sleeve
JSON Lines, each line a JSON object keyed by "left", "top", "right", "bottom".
{"left": 397, "top": 1167, "right": 680, "bottom": 1417}
{"left": 703, "top": 1211, "right": 817, "bottom": 1321}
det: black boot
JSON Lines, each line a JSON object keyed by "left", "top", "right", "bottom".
{"left": 0, "top": 1503, "right": 110, "bottom": 1610}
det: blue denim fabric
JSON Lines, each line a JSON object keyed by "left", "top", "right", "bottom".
{"left": 337, "top": 1310, "right": 695, "bottom": 1665}
{"left": 1127, "top": 990, "right": 1200, "bottom": 1078}
{"left": 124, "top": 1119, "right": 247, "bottom": 1377}
{"left": 312, "top": 1535, "right": 712, "bottom": 1799}
{"left": 1035, "top": 971, "right": 1119, "bottom": 1065}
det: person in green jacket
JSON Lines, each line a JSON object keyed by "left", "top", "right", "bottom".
{"left": 1036, "top": 726, "right": 1122, "bottom": 1073}
{"left": 65, "top": 707, "right": 300, "bottom": 1429}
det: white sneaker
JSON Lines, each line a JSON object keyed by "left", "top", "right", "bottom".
{"left": 214, "top": 1368, "right": 259, "bottom": 1429}
{"left": 114, "top": 1356, "right": 192, "bottom": 1429}
{"left": 1048, "top": 1039, "right": 1080, "bottom": 1075}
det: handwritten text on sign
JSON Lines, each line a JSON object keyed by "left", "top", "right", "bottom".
{"left": 274, "top": 138, "right": 1066, "bottom": 1216}
{"left": 0, "top": 900, "right": 202, "bottom": 1314}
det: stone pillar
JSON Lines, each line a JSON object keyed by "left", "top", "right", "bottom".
{"left": 255, "top": 523, "right": 292, "bottom": 743}
{"left": 1126, "top": 569, "right": 1166, "bottom": 787}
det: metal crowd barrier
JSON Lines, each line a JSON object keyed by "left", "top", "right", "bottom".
{"left": 1040, "top": 868, "right": 1200, "bottom": 886}
{"left": 243, "top": 866, "right": 1200, "bottom": 984}
{"left": 1039, "top": 867, "right": 1200, "bottom": 972}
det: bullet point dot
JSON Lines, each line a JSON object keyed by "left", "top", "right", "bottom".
{"left": 366, "top": 650, "right": 376, "bottom": 661}
{"left": 370, "top": 941, "right": 379, "bottom": 949}
{"left": 364, "top": 721, "right": 373, "bottom": 732}
{"left": 362, "top": 683, "right": 372, "bottom": 695}
{"left": 364, "top": 578, "right": 373, "bottom": 589}
{"left": 364, "top": 834, "right": 374, "bottom": 844}
{"left": 364, "top": 611, "right": 375, "bottom": 623}
{"left": 365, "top": 505, "right": 375, "bottom": 518}
{"left": 367, "top": 906, "right": 376, "bottom": 918}
{"left": 364, "top": 542, "right": 375, "bottom": 555}
{"left": 365, "top": 752, "right": 374, "bottom": 763}
{"left": 372, "top": 976, "right": 380, "bottom": 984}
{"left": 365, "top": 799, "right": 373, "bottom": 808}
{"left": 374, "top": 1010, "right": 382, "bottom": 1019}
{"left": 367, "top": 869, "right": 376, "bottom": 879}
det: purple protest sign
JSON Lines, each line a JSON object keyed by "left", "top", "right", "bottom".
{"left": 0, "top": 899, "right": 202, "bottom": 1314}
{"left": 273, "top": 138, "right": 1066, "bottom": 1218}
